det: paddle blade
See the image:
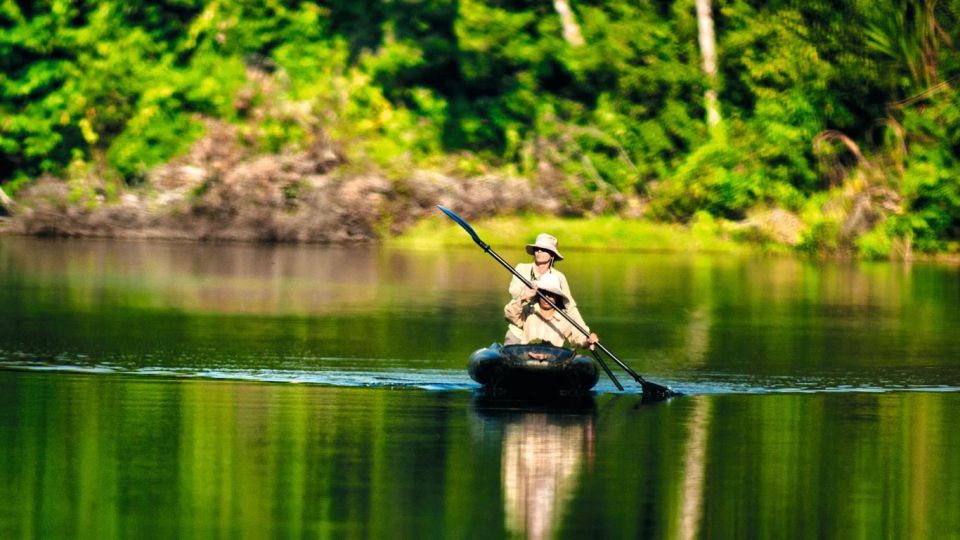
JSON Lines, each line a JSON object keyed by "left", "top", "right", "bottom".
{"left": 437, "top": 205, "right": 487, "bottom": 248}
{"left": 641, "top": 380, "right": 680, "bottom": 402}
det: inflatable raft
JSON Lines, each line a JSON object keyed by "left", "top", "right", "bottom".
{"left": 468, "top": 343, "right": 599, "bottom": 395}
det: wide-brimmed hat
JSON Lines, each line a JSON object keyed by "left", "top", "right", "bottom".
{"left": 535, "top": 273, "right": 568, "bottom": 304}
{"left": 525, "top": 233, "right": 564, "bottom": 261}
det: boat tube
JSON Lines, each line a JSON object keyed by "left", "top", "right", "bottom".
{"left": 468, "top": 343, "right": 599, "bottom": 395}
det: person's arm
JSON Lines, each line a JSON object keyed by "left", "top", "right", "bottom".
{"left": 564, "top": 303, "right": 587, "bottom": 331}
{"left": 564, "top": 321, "right": 589, "bottom": 348}
{"left": 505, "top": 286, "right": 537, "bottom": 327}
{"left": 508, "top": 264, "right": 529, "bottom": 299}
{"left": 564, "top": 323, "right": 598, "bottom": 350}
{"left": 557, "top": 272, "right": 576, "bottom": 308}
{"left": 557, "top": 273, "right": 588, "bottom": 329}
{"left": 504, "top": 298, "right": 525, "bottom": 327}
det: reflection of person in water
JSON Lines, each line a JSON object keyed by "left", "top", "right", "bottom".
{"left": 501, "top": 412, "right": 595, "bottom": 540}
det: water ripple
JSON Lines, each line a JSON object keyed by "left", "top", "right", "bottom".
{"left": 2, "top": 360, "right": 959, "bottom": 396}
{"left": 0, "top": 360, "right": 478, "bottom": 392}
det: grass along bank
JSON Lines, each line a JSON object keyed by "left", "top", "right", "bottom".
{"left": 389, "top": 214, "right": 755, "bottom": 254}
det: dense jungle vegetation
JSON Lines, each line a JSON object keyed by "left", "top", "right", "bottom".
{"left": 1, "top": 0, "right": 959, "bottom": 257}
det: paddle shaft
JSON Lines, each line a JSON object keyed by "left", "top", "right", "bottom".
{"left": 591, "top": 349, "right": 624, "bottom": 391}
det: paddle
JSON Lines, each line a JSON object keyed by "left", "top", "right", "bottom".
{"left": 590, "top": 348, "right": 624, "bottom": 392}
{"left": 437, "top": 205, "right": 677, "bottom": 400}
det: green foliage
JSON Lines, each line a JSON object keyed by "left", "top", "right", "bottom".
{"left": 0, "top": 1, "right": 318, "bottom": 182}
{"left": 877, "top": 72, "right": 960, "bottom": 252}
{"left": 718, "top": 6, "right": 832, "bottom": 190}
{"left": 897, "top": 162, "right": 960, "bottom": 252}
{"left": 2, "top": 0, "right": 960, "bottom": 254}
{"left": 856, "top": 226, "right": 895, "bottom": 259}
{"left": 646, "top": 4, "right": 844, "bottom": 221}
{"left": 650, "top": 135, "right": 751, "bottom": 220}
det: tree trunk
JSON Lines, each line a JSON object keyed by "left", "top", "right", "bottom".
{"left": 553, "top": 0, "right": 584, "bottom": 47}
{"left": 695, "top": 0, "right": 721, "bottom": 128}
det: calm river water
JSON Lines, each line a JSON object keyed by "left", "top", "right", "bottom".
{"left": 1, "top": 236, "right": 959, "bottom": 538}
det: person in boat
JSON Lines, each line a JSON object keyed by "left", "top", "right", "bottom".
{"left": 504, "top": 233, "right": 587, "bottom": 345}
{"left": 504, "top": 273, "right": 599, "bottom": 351}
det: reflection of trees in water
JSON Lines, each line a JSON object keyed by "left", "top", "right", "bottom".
{"left": 678, "top": 396, "right": 711, "bottom": 540}
{"left": 679, "top": 280, "right": 711, "bottom": 539}
{"left": 0, "top": 238, "right": 511, "bottom": 315}
{"left": 498, "top": 412, "right": 594, "bottom": 540}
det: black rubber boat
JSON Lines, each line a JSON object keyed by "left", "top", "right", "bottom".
{"left": 468, "top": 343, "right": 599, "bottom": 395}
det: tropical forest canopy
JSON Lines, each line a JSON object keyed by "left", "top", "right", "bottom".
{"left": 1, "top": 0, "right": 959, "bottom": 255}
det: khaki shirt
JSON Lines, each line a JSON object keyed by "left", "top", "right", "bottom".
{"left": 504, "top": 297, "right": 591, "bottom": 349}
{"left": 506, "top": 263, "right": 587, "bottom": 341}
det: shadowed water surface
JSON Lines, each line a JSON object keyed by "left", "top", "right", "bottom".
{"left": 1, "top": 237, "right": 959, "bottom": 538}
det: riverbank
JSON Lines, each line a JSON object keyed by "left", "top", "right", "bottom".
{"left": 2, "top": 121, "right": 953, "bottom": 261}
{"left": 0, "top": 142, "right": 776, "bottom": 255}
{"left": 0, "top": 172, "right": 790, "bottom": 256}
{"left": 0, "top": 204, "right": 755, "bottom": 254}
{"left": 6, "top": 175, "right": 957, "bottom": 262}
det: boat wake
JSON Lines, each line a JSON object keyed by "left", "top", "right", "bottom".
{"left": 661, "top": 368, "right": 960, "bottom": 396}
{"left": 1, "top": 361, "right": 958, "bottom": 396}
{"left": 0, "top": 360, "right": 478, "bottom": 392}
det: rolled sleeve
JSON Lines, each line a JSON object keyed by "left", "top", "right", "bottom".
{"left": 564, "top": 323, "right": 590, "bottom": 348}
{"left": 508, "top": 264, "right": 528, "bottom": 299}
{"left": 504, "top": 298, "right": 526, "bottom": 327}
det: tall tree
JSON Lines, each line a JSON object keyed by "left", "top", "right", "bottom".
{"left": 695, "top": 0, "right": 721, "bottom": 128}
{"left": 553, "top": 0, "right": 584, "bottom": 46}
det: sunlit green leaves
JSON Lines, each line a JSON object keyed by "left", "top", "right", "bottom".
{"left": 1, "top": 0, "right": 960, "bottom": 253}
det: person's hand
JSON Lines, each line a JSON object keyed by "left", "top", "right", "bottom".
{"left": 521, "top": 285, "right": 538, "bottom": 302}
{"left": 587, "top": 333, "right": 599, "bottom": 350}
